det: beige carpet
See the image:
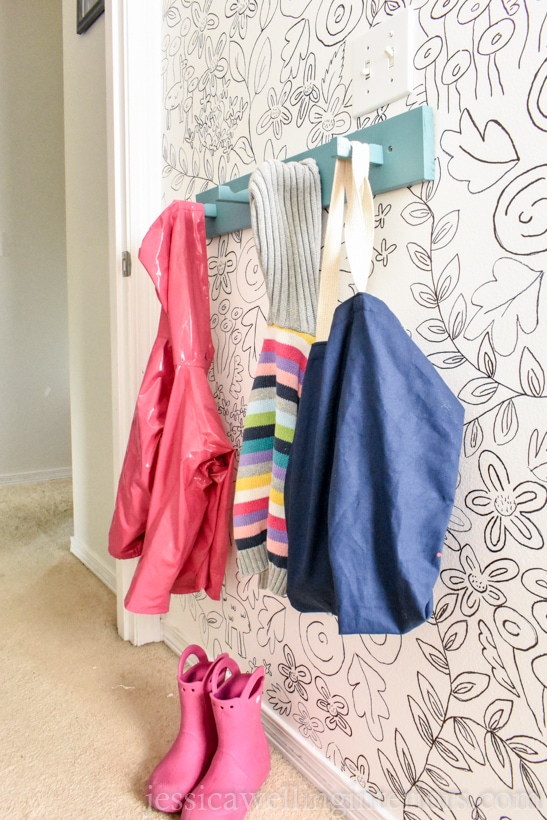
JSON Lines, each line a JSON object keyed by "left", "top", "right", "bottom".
{"left": 0, "top": 480, "right": 336, "bottom": 820}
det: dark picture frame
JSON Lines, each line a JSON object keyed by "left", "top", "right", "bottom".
{"left": 77, "top": 0, "right": 105, "bottom": 34}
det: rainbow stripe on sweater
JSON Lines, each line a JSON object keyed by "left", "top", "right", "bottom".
{"left": 234, "top": 325, "right": 314, "bottom": 595}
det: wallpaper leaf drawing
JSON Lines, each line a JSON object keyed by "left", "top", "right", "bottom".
{"left": 520, "top": 760, "right": 547, "bottom": 818}
{"left": 493, "top": 399, "right": 519, "bottom": 446}
{"left": 441, "top": 619, "right": 468, "bottom": 652}
{"left": 426, "top": 350, "right": 466, "bottom": 370}
{"left": 308, "top": 45, "right": 351, "bottom": 148}
{"left": 443, "top": 505, "right": 472, "bottom": 552}
{"left": 240, "top": 306, "right": 267, "bottom": 373}
{"left": 250, "top": 35, "right": 272, "bottom": 95}
{"left": 520, "top": 347, "right": 546, "bottom": 397}
{"left": 528, "top": 429, "right": 547, "bottom": 482}
{"left": 347, "top": 653, "right": 390, "bottom": 741}
{"left": 259, "top": 0, "right": 277, "bottom": 31}
{"left": 266, "top": 681, "right": 292, "bottom": 715}
{"left": 159, "top": 1, "right": 547, "bottom": 815}
{"left": 484, "top": 708, "right": 514, "bottom": 787}
{"left": 418, "top": 672, "right": 446, "bottom": 725}
{"left": 417, "top": 638, "right": 450, "bottom": 676}
{"left": 411, "top": 280, "right": 437, "bottom": 308}
{"left": 451, "top": 671, "right": 490, "bottom": 702}
{"left": 452, "top": 718, "right": 485, "bottom": 767}
{"left": 409, "top": 695, "right": 436, "bottom": 746}
{"left": 435, "top": 254, "right": 460, "bottom": 303}
{"left": 441, "top": 109, "right": 520, "bottom": 193}
{"left": 457, "top": 376, "right": 499, "bottom": 406}
{"left": 478, "top": 618, "right": 520, "bottom": 697}
{"left": 432, "top": 210, "right": 459, "bottom": 250}
{"left": 464, "top": 258, "right": 543, "bottom": 357}
{"left": 280, "top": 19, "right": 309, "bottom": 82}
{"left": 408, "top": 242, "right": 432, "bottom": 272}
{"left": 522, "top": 568, "right": 547, "bottom": 599}
{"left": 416, "top": 317, "right": 449, "bottom": 343}
{"left": 229, "top": 39, "right": 247, "bottom": 83}
{"left": 343, "top": 753, "right": 383, "bottom": 799}
{"left": 528, "top": 58, "right": 547, "bottom": 132}
{"left": 256, "top": 595, "right": 287, "bottom": 652}
{"left": 448, "top": 293, "right": 466, "bottom": 340}
{"left": 360, "top": 633, "right": 402, "bottom": 665}
{"left": 236, "top": 569, "right": 260, "bottom": 610}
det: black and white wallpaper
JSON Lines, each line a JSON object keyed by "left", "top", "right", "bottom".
{"left": 159, "top": 0, "right": 547, "bottom": 816}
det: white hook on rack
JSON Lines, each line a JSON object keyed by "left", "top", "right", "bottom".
{"left": 336, "top": 137, "right": 383, "bottom": 165}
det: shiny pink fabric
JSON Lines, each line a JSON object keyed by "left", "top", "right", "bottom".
{"left": 108, "top": 201, "right": 235, "bottom": 614}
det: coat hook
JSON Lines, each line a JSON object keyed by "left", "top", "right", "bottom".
{"left": 217, "top": 185, "right": 250, "bottom": 204}
{"left": 336, "top": 137, "right": 384, "bottom": 165}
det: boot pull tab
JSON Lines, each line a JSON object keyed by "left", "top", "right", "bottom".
{"left": 178, "top": 644, "right": 208, "bottom": 677}
{"left": 207, "top": 654, "right": 240, "bottom": 695}
{"left": 242, "top": 667, "right": 265, "bottom": 702}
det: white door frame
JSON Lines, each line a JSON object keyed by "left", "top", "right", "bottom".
{"left": 105, "top": 0, "right": 163, "bottom": 645}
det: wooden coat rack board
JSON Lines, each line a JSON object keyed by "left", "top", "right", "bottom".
{"left": 196, "top": 106, "right": 435, "bottom": 239}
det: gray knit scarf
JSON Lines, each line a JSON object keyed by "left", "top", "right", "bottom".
{"left": 248, "top": 158, "right": 322, "bottom": 336}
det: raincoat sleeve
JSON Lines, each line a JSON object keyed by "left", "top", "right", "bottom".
{"left": 123, "top": 366, "right": 235, "bottom": 613}
{"left": 107, "top": 311, "right": 174, "bottom": 559}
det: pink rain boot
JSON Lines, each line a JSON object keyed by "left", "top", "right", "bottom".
{"left": 147, "top": 645, "right": 240, "bottom": 813}
{"left": 182, "top": 665, "right": 271, "bottom": 820}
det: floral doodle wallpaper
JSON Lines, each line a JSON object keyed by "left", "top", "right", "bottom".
{"left": 157, "top": 0, "right": 547, "bottom": 816}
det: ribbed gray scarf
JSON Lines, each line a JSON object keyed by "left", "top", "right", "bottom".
{"left": 248, "top": 158, "right": 322, "bottom": 336}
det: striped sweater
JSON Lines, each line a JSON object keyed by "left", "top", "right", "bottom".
{"left": 234, "top": 157, "right": 322, "bottom": 595}
{"left": 234, "top": 325, "right": 314, "bottom": 594}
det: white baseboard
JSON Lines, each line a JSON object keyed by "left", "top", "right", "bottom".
{"left": 70, "top": 535, "right": 117, "bottom": 594}
{"left": 160, "top": 621, "right": 391, "bottom": 820}
{"left": 260, "top": 707, "right": 392, "bottom": 820}
{"left": 161, "top": 617, "right": 189, "bottom": 657}
{"left": 0, "top": 467, "right": 72, "bottom": 486}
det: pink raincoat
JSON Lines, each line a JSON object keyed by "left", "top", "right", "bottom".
{"left": 108, "top": 200, "right": 235, "bottom": 614}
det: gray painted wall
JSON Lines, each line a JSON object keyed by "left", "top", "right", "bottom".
{"left": 0, "top": 1, "right": 71, "bottom": 482}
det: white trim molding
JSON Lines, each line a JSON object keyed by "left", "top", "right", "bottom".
{"left": 105, "top": 0, "right": 162, "bottom": 645}
{"left": 261, "top": 709, "right": 392, "bottom": 820}
{"left": 70, "top": 535, "right": 116, "bottom": 593}
{"left": 0, "top": 467, "right": 72, "bottom": 486}
{"left": 70, "top": 533, "right": 163, "bottom": 644}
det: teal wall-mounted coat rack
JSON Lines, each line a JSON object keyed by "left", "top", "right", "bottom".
{"left": 196, "top": 106, "right": 434, "bottom": 239}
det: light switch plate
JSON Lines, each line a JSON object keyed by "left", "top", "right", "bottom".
{"left": 350, "top": 8, "right": 415, "bottom": 117}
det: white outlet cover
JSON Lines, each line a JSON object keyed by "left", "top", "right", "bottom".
{"left": 350, "top": 8, "right": 415, "bottom": 117}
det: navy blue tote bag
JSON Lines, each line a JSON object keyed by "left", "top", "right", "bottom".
{"left": 285, "top": 144, "right": 464, "bottom": 635}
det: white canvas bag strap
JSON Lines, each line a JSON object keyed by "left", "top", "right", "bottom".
{"left": 315, "top": 142, "right": 374, "bottom": 342}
